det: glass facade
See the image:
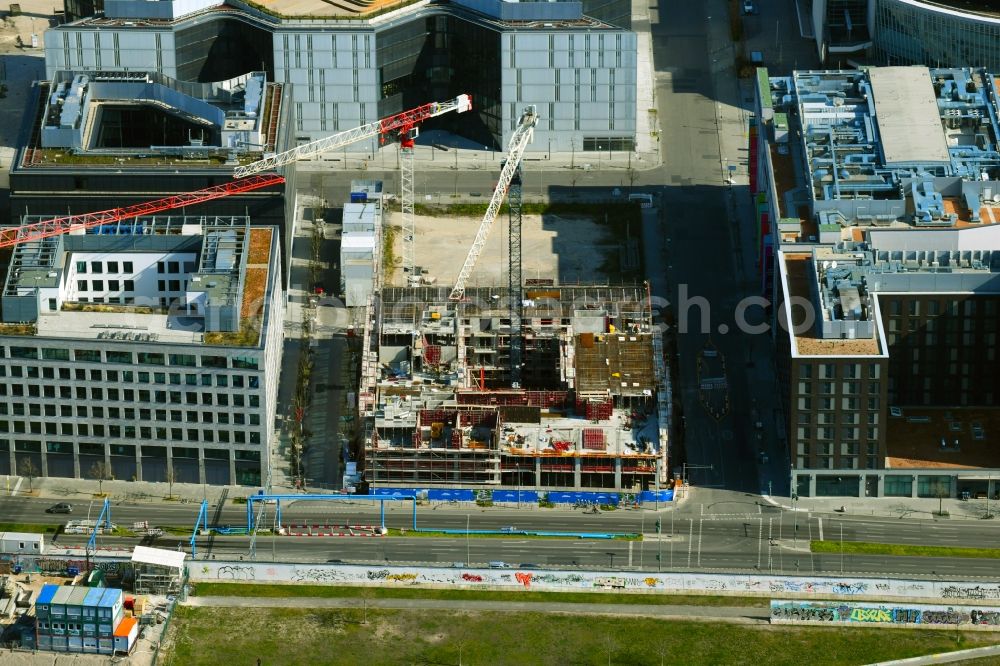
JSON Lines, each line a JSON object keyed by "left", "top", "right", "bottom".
{"left": 873, "top": 0, "right": 1000, "bottom": 71}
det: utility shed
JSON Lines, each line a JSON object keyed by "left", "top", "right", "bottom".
{"left": 131, "top": 546, "right": 185, "bottom": 595}
{"left": 868, "top": 66, "right": 950, "bottom": 166}
{"left": 0, "top": 531, "right": 44, "bottom": 554}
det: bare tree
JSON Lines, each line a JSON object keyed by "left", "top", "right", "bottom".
{"left": 18, "top": 457, "right": 39, "bottom": 493}
{"left": 87, "top": 460, "right": 112, "bottom": 496}
{"left": 165, "top": 462, "right": 177, "bottom": 500}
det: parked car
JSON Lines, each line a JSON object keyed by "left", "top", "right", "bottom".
{"left": 743, "top": 0, "right": 756, "bottom": 14}
{"left": 46, "top": 503, "right": 73, "bottom": 514}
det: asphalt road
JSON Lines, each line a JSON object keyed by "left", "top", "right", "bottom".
{"left": 10, "top": 496, "right": 1000, "bottom": 578}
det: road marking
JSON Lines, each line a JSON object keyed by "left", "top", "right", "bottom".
{"left": 817, "top": 517, "right": 823, "bottom": 541}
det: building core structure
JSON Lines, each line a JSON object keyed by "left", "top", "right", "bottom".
{"left": 754, "top": 65, "right": 1000, "bottom": 499}
{"left": 0, "top": 216, "right": 284, "bottom": 486}
{"left": 360, "top": 285, "right": 670, "bottom": 491}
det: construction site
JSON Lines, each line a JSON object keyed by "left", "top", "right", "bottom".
{"left": 358, "top": 284, "right": 670, "bottom": 491}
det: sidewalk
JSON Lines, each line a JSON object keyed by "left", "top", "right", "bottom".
{"left": 1, "top": 474, "right": 257, "bottom": 503}
{"left": 184, "top": 595, "right": 769, "bottom": 623}
{"left": 762, "top": 493, "right": 999, "bottom": 522}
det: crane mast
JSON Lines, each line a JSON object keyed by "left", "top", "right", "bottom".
{"left": 234, "top": 94, "right": 472, "bottom": 178}
{"left": 448, "top": 106, "right": 537, "bottom": 302}
{"left": 507, "top": 160, "right": 524, "bottom": 387}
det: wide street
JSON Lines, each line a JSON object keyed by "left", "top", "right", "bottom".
{"left": 7, "top": 494, "right": 1000, "bottom": 578}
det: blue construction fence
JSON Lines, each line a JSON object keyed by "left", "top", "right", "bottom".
{"left": 368, "top": 488, "right": 673, "bottom": 504}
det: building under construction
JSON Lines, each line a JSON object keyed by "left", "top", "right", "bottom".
{"left": 359, "top": 285, "right": 670, "bottom": 491}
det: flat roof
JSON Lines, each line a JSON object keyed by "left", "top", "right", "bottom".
{"left": 783, "top": 253, "right": 882, "bottom": 356}
{"left": 868, "top": 67, "right": 950, "bottom": 165}
{"left": 886, "top": 407, "right": 1000, "bottom": 469}
{"left": 36, "top": 310, "right": 205, "bottom": 344}
{"left": 131, "top": 545, "right": 186, "bottom": 570}
{"left": 37, "top": 584, "right": 58, "bottom": 605}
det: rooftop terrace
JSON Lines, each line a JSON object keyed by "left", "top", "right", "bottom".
{"left": 886, "top": 407, "right": 1000, "bottom": 469}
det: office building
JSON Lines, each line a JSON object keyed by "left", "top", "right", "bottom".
{"left": 44, "top": 0, "right": 637, "bottom": 153}
{"left": 0, "top": 216, "right": 284, "bottom": 486}
{"left": 812, "top": 1, "right": 1000, "bottom": 72}
{"left": 754, "top": 66, "right": 1000, "bottom": 498}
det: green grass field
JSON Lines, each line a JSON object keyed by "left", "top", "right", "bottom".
{"left": 163, "top": 606, "right": 996, "bottom": 666}
{"left": 190, "top": 582, "right": 767, "bottom": 607}
{"left": 811, "top": 540, "right": 1000, "bottom": 559}
{"left": 0, "top": 522, "right": 60, "bottom": 535}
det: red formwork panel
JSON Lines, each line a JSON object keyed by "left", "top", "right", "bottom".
{"left": 451, "top": 429, "right": 463, "bottom": 448}
{"left": 419, "top": 409, "right": 457, "bottom": 426}
{"left": 424, "top": 345, "right": 441, "bottom": 365}
{"left": 582, "top": 428, "right": 606, "bottom": 450}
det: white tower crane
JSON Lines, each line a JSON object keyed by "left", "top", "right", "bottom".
{"left": 448, "top": 106, "right": 537, "bottom": 301}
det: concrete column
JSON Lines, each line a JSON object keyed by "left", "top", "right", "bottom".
{"left": 534, "top": 458, "right": 541, "bottom": 489}
{"left": 72, "top": 444, "right": 81, "bottom": 479}
{"left": 911, "top": 475, "right": 918, "bottom": 498}
{"left": 808, "top": 474, "right": 817, "bottom": 497}
{"left": 135, "top": 453, "right": 143, "bottom": 483}
{"left": 229, "top": 453, "right": 237, "bottom": 486}
{"left": 573, "top": 458, "right": 581, "bottom": 490}
{"left": 40, "top": 451, "right": 49, "bottom": 477}
{"left": 614, "top": 458, "right": 622, "bottom": 491}
{"left": 856, "top": 475, "right": 865, "bottom": 498}
{"left": 198, "top": 451, "right": 206, "bottom": 486}
{"left": 876, "top": 474, "right": 885, "bottom": 498}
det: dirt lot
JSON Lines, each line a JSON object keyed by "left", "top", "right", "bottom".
{"left": 383, "top": 207, "right": 637, "bottom": 288}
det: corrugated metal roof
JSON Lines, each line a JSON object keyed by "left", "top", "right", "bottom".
{"left": 114, "top": 616, "right": 137, "bottom": 637}
{"left": 67, "top": 587, "right": 89, "bottom": 605}
{"left": 131, "top": 545, "right": 186, "bottom": 570}
{"left": 84, "top": 588, "right": 105, "bottom": 607}
{"left": 37, "top": 584, "right": 59, "bottom": 605}
{"left": 869, "top": 67, "right": 950, "bottom": 165}
{"left": 52, "top": 587, "right": 73, "bottom": 604}
{"left": 98, "top": 588, "right": 122, "bottom": 608}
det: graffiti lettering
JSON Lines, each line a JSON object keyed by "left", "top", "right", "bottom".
{"left": 366, "top": 569, "right": 391, "bottom": 581}
{"left": 386, "top": 573, "right": 417, "bottom": 583}
{"left": 217, "top": 564, "right": 256, "bottom": 581}
{"left": 461, "top": 573, "right": 483, "bottom": 583}
{"left": 941, "top": 586, "right": 1000, "bottom": 600}
{"left": 971, "top": 610, "right": 1000, "bottom": 626}
{"left": 643, "top": 577, "right": 658, "bottom": 588}
{"left": 849, "top": 608, "right": 892, "bottom": 623}
{"left": 292, "top": 567, "right": 350, "bottom": 583}
{"left": 515, "top": 572, "right": 532, "bottom": 589}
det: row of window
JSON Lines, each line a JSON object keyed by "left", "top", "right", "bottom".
{"left": 794, "top": 455, "right": 879, "bottom": 470}
{"left": 5, "top": 441, "right": 262, "bottom": 461}
{"left": 75, "top": 280, "right": 135, "bottom": 292}
{"left": 0, "top": 365, "right": 259, "bottom": 387}
{"left": 798, "top": 363, "right": 880, "bottom": 380}
{"left": 796, "top": 432, "right": 880, "bottom": 448}
{"left": 797, "top": 397, "right": 880, "bottom": 411}
{"left": 1, "top": 419, "right": 262, "bottom": 443}
{"left": 798, "top": 412, "right": 879, "bottom": 426}
{"left": 75, "top": 260, "right": 134, "bottom": 274}
{"left": 884, "top": 298, "right": 997, "bottom": 318}
{"left": 1, "top": 348, "right": 259, "bottom": 369}
{"left": 0, "top": 385, "right": 259, "bottom": 405}
{"left": 797, "top": 381, "right": 880, "bottom": 396}
{"left": 1, "top": 403, "right": 260, "bottom": 423}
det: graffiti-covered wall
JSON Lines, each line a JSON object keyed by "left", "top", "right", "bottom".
{"left": 771, "top": 600, "right": 1000, "bottom": 629}
{"left": 191, "top": 561, "right": 1000, "bottom": 605}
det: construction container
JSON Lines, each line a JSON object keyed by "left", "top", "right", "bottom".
{"left": 0, "top": 531, "right": 43, "bottom": 554}
{"left": 113, "top": 617, "right": 138, "bottom": 655}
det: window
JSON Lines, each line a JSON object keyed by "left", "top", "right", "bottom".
{"left": 123, "top": 280, "right": 135, "bottom": 292}
{"left": 232, "top": 356, "right": 259, "bottom": 370}
{"left": 168, "top": 280, "right": 180, "bottom": 291}
{"left": 108, "top": 280, "right": 120, "bottom": 291}
{"left": 91, "top": 280, "right": 104, "bottom": 291}
{"left": 170, "top": 354, "right": 197, "bottom": 367}
{"left": 90, "top": 261, "right": 102, "bottom": 273}
{"left": 77, "top": 280, "right": 87, "bottom": 291}
{"left": 138, "top": 352, "right": 165, "bottom": 365}
{"left": 42, "top": 348, "right": 70, "bottom": 361}
{"left": 202, "top": 355, "right": 227, "bottom": 368}
{"left": 107, "top": 261, "right": 119, "bottom": 273}
{"left": 9, "top": 347, "right": 38, "bottom": 359}
{"left": 157, "top": 261, "right": 165, "bottom": 274}
{"left": 106, "top": 351, "right": 133, "bottom": 364}
{"left": 157, "top": 280, "right": 166, "bottom": 291}
{"left": 123, "top": 261, "right": 133, "bottom": 273}
{"left": 76, "top": 261, "right": 87, "bottom": 274}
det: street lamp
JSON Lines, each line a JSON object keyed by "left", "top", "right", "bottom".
{"left": 681, "top": 463, "right": 713, "bottom": 486}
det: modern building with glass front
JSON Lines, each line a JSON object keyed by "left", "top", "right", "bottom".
{"left": 44, "top": 0, "right": 637, "bottom": 153}
{"left": 0, "top": 216, "right": 284, "bottom": 486}
{"left": 813, "top": 1, "right": 1000, "bottom": 72}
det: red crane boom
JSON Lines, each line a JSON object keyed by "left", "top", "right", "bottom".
{"left": 0, "top": 173, "right": 284, "bottom": 250}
